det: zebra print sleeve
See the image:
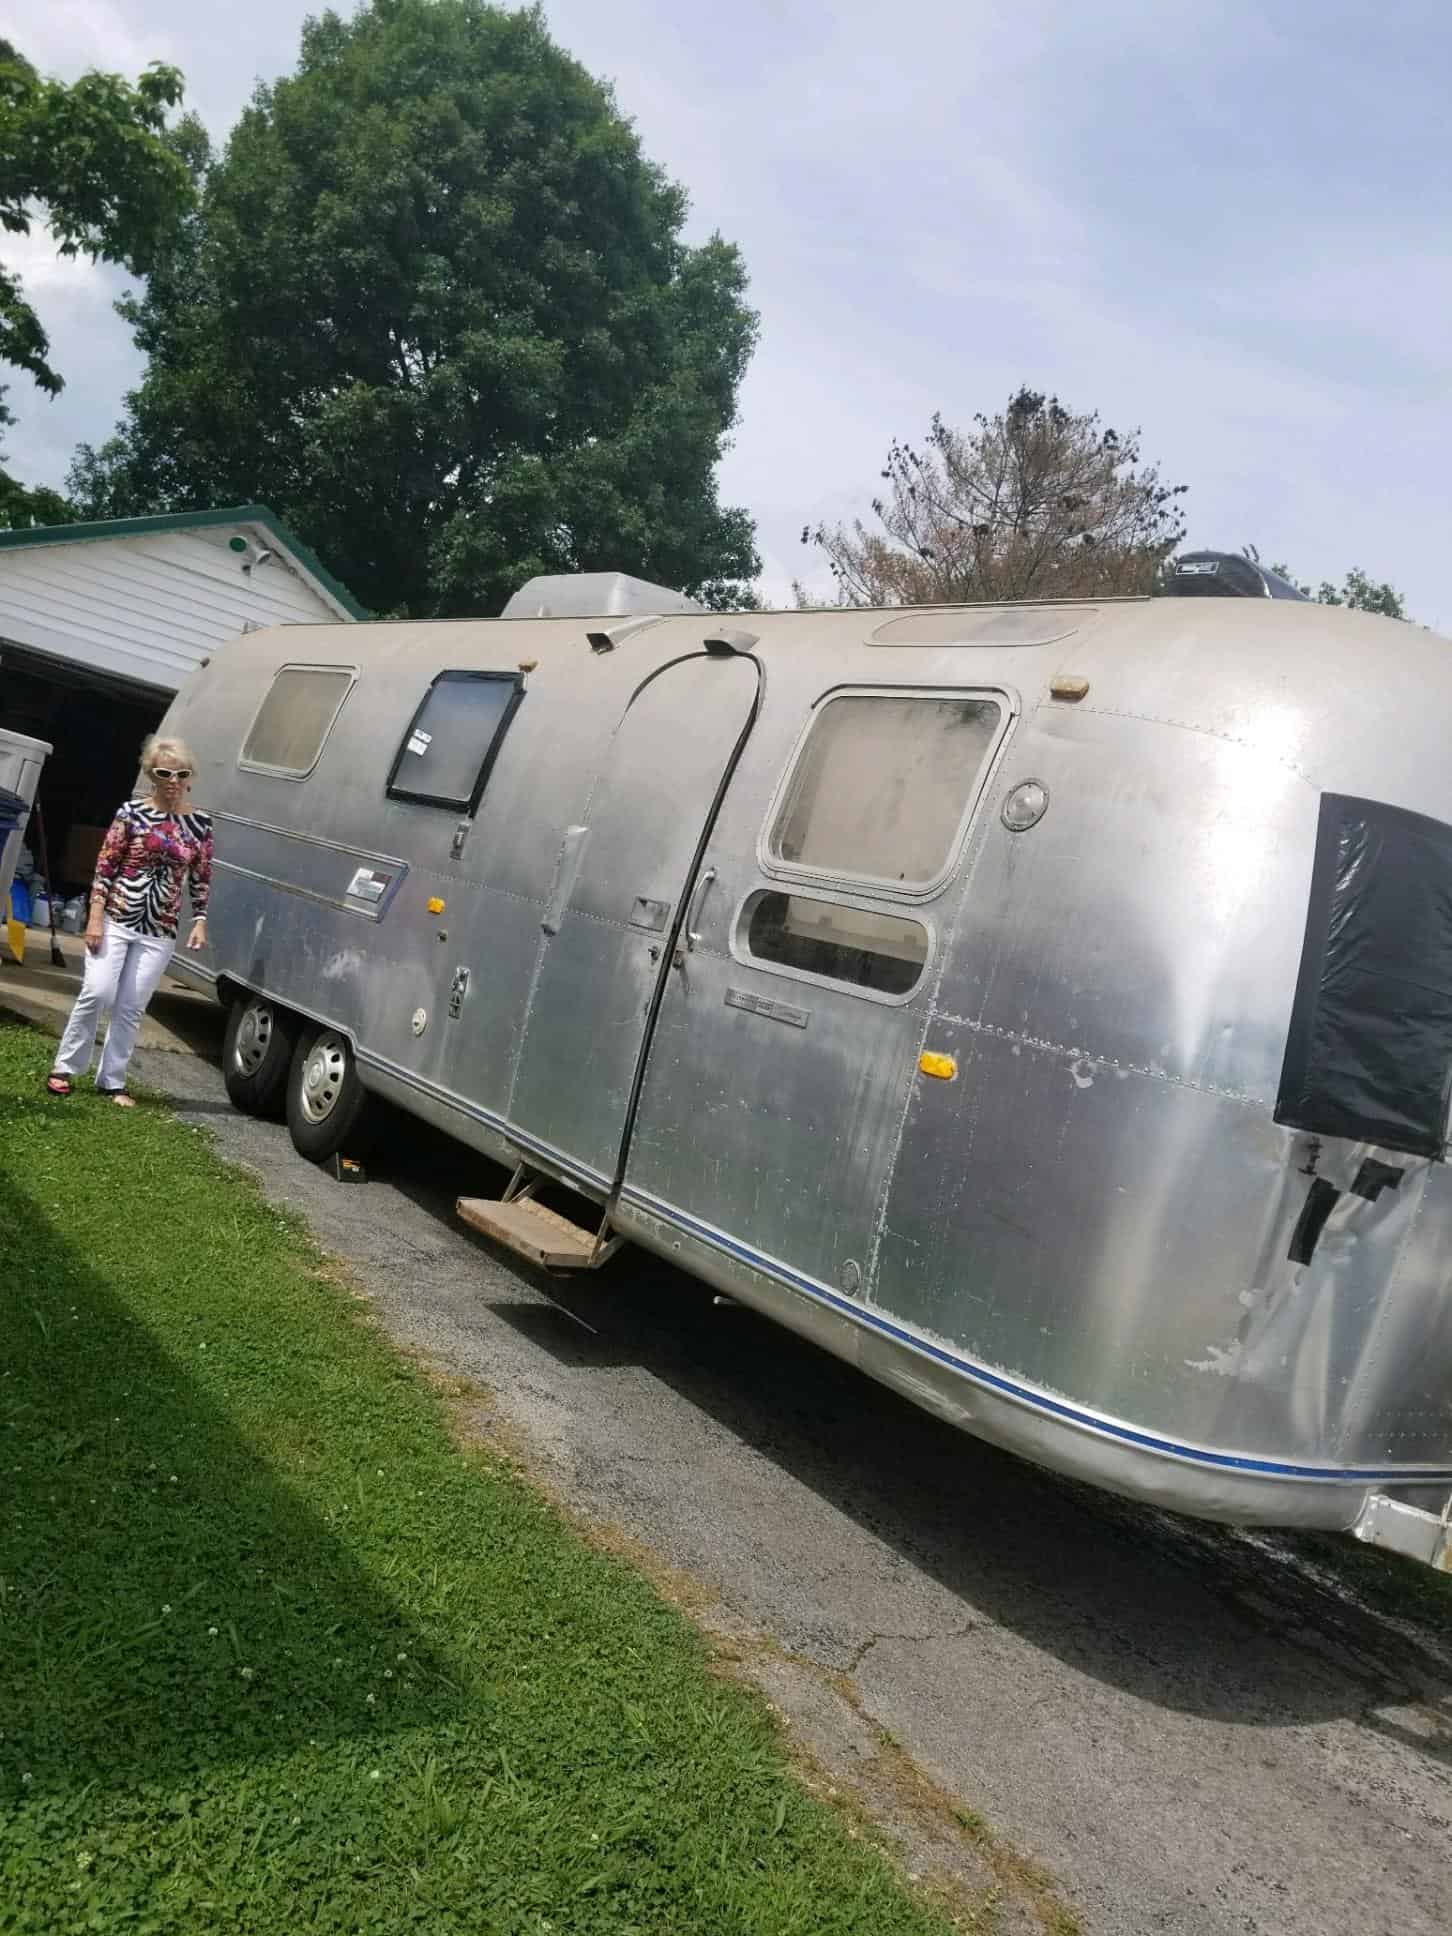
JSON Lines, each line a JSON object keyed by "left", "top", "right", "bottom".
{"left": 189, "top": 820, "right": 213, "bottom": 919}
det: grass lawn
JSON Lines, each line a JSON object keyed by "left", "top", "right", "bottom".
{"left": 0, "top": 1019, "right": 960, "bottom": 1936}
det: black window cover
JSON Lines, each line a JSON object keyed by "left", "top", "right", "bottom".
{"left": 1275, "top": 793, "right": 1452, "bottom": 1157}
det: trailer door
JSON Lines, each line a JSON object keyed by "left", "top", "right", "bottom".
{"left": 507, "top": 648, "right": 761, "bottom": 1188}
{"left": 620, "top": 684, "right": 1011, "bottom": 1305}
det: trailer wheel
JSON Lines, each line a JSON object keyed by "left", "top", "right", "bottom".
{"left": 222, "top": 995, "right": 299, "bottom": 1118}
{"left": 285, "top": 1026, "right": 371, "bottom": 1161}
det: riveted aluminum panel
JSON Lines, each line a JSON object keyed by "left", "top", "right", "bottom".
{"left": 878, "top": 704, "right": 1452, "bottom": 1472}
{"left": 629, "top": 933, "right": 927, "bottom": 1301}
{"left": 508, "top": 652, "right": 759, "bottom": 1184}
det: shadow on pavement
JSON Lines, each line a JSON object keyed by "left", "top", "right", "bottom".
{"left": 370, "top": 1115, "right": 1452, "bottom": 1742}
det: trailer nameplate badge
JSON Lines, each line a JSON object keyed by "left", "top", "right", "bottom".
{"left": 345, "top": 867, "right": 390, "bottom": 902}
{"left": 725, "top": 987, "right": 809, "bottom": 1029}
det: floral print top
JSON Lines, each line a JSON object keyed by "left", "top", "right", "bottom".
{"left": 92, "top": 799, "right": 213, "bottom": 940}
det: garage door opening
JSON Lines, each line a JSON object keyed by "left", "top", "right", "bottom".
{"left": 1, "top": 641, "right": 167, "bottom": 914}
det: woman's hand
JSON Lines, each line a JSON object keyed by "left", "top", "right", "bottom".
{"left": 84, "top": 914, "right": 105, "bottom": 957}
{"left": 186, "top": 917, "right": 208, "bottom": 952}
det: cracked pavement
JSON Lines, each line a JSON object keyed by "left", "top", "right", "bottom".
{"left": 137, "top": 1038, "right": 1452, "bottom": 1936}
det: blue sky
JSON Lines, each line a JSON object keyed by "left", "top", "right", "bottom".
{"left": 8, "top": 0, "right": 1449, "bottom": 621}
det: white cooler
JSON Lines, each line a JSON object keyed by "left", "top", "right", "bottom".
{"left": 0, "top": 726, "right": 53, "bottom": 913}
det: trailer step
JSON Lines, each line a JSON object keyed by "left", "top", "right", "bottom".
{"left": 456, "top": 1192, "right": 620, "bottom": 1271}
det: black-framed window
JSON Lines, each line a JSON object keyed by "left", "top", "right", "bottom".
{"left": 386, "top": 671, "right": 524, "bottom": 813}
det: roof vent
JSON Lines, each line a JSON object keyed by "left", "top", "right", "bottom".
{"left": 871, "top": 606, "right": 1091, "bottom": 646}
{"left": 501, "top": 571, "right": 706, "bottom": 621}
{"left": 1167, "top": 552, "right": 1308, "bottom": 601}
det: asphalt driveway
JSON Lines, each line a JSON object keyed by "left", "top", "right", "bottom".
{"left": 131, "top": 1036, "right": 1452, "bottom": 1936}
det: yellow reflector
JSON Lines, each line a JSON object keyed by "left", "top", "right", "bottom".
{"left": 918, "top": 1051, "right": 957, "bottom": 1081}
{"left": 426, "top": 896, "right": 446, "bottom": 914}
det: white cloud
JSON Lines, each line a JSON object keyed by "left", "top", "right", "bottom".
{"left": 20, "top": 1, "right": 180, "bottom": 81}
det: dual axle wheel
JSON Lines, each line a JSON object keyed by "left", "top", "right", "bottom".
{"left": 222, "top": 994, "right": 370, "bottom": 1161}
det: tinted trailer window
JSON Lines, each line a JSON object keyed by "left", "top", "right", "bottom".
{"left": 387, "top": 671, "right": 524, "bottom": 814}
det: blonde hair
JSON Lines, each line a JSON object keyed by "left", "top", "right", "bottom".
{"left": 140, "top": 734, "right": 197, "bottom": 799}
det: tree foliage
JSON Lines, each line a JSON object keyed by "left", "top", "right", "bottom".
{"left": 1268, "top": 558, "right": 1407, "bottom": 620}
{"left": 0, "top": 38, "right": 193, "bottom": 398}
{"left": 803, "top": 388, "right": 1187, "bottom": 606}
{"left": 0, "top": 387, "right": 73, "bottom": 527}
{"left": 70, "top": 0, "right": 759, "bottom": 617}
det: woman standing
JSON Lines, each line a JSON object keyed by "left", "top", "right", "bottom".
{"left": 46, "top": 736, "right": 212, "bottom": 1106}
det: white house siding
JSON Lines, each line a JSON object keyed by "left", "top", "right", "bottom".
{"left": 0, "top": 521, "right": 351, "bottom": 696}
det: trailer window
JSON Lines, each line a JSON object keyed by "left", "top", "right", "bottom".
{"left": 743, "top": 890, "right": 927, "bottom": 997}
{"left": 387, "top": 670, "right": 523, "bottom": 814}
{"left": 770, "top": 694, "right": 1001, "bottom": 891}
{"left": 240, "top": 665, "right": 355, "bottom": 778}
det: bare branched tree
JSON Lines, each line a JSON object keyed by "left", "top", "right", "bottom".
{"left": 803, "top": 387, "right": 1188, "bottom": 607}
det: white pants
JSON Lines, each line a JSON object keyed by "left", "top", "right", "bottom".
{"left": 53, "top": 918, "right": 175, "bottom": 1090}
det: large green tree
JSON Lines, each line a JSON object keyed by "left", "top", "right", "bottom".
{"left": 0, "top": 38, "right": 192, "bottom": 527}
{"left": 0, "top": 38, "right": 193, "bottom": 398}
{"left": 0, "top": 387, "right": 73, "bottom": 527}
{"left": 71, "top": 0, "right": 759, "bottom": 616}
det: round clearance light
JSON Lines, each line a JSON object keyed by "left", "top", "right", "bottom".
{"left": 1002, "top": 780, "right": 1049, "bottom": 832}
{"left": 228, "top": 535, "right": 248, "bottom": 553}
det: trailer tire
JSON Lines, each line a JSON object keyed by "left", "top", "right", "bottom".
{"left": 285, "top": 1026, "right": 372, "bottom": 1162}
{"left": 223, "top": 995, "right": 299, "bottom": 1118}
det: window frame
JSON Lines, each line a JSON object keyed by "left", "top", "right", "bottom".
{"left": 731, "top": 884, "right": 935, "bottom": 1009}
{"left": 385, "top": 669, "right": 526, "bottom": 815}
{"left": 238, "top": 662, "right": 358, "bottom": 781}
{"left": 757, "top": 682, "right": 1017, "bottom": 904}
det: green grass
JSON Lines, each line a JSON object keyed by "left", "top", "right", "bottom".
{"left": 0, "top": 1020, "right": 958, "bottom": 1936}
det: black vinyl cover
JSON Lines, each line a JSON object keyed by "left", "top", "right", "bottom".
{"left": 1276, "top": 793, "right": 1452, "bottom": 1157}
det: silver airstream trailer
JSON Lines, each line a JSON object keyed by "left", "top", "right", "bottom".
{"left": 156, "top": 564, "right": 1452, "bottom": 1568}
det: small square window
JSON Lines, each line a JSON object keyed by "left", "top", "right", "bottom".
{"left": 744, "top": 890, "right": 928, "bottom": 998}
{"left": 387, "top": 671, "right": 523, "bottom": 813}
{"left": 769, "top": 693, "right": 1002, "bottom": 891}
{"left": 240, "top": 665, "right": 354, "bottom": 777}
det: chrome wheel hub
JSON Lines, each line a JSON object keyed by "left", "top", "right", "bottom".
{"left": 299, "top": 1032, "right": 348, "bottom": 1123}
{"left": 233, "top": 1001, "right": 273, "bottom": 1077}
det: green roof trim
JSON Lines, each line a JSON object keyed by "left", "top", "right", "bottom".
{"left": 0, "top": 504, "right": 370, "bottom": 621}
